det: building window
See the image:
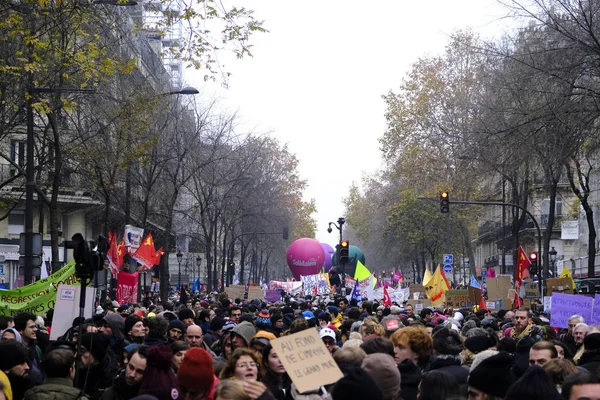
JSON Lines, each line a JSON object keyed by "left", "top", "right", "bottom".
{"left": 8, "top": 211, "right": 24, "bottom": 235}
{"left": 9, "top": 140, "right": 26, "bottom": 176}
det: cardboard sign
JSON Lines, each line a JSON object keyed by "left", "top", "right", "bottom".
{"left": 406, "top": 299, "right": 432, "bottom": 309}
{"left": 549, "top": 293, "right": 593, "bottom": 329}
{"left": 591, "top": 295, "right": 600, "bottom": 325}
{"left": 468, "top": 286, "right": 482, "bottom": 305}
{"left": 409, "top": 284, "right": 426, "bottom": 299}
{"left": 486, "top": 276, "right": 511, "bottom": 300}
{"left": 270, "top": 328, "right": 343, "bottom": 393}
{"left": 523, "top": 280, "right": 540, "bottom": 298}
{"left": 546, "top": 278, "right": 575, "bottom": 296}
{"left": 445, "top": 290, "right": 476, "bottom": 308}
{"left": 247, "top": 286, "right": 264, "bottom": 300}
{"left": 226, "top": 285, "right": 246, "bottom": 300}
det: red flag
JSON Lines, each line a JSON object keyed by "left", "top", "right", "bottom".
{"left": 107, "top": 231, "right": 120, "bottom": 275}
{"left": 116, "top": 271, "right": 138, "bottom": 304}
{"left": 153, "top": 247, "right": 164, "bottom": 266}
{"left": 383, "top": 286, "right": 392, "bottom": 307}
{"left": 131, "top": 233, "right": 158, "bottom": 271}
{"left": 516, "top": 246, "right": 531, "bottom": 284}
{"left": 479, "top": 295, "right": 487, "bottom": 311}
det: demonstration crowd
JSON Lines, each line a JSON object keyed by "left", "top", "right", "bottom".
{"left": 0, "top": 292, "right": 599, "bottom": 400}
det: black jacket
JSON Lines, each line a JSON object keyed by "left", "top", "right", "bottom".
{"left": 398, "top": 359, "right": 421, "bottom": 400}
{"left": 429, "top": 356, "right": 469, "bottom": 396}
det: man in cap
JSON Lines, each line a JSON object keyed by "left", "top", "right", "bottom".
{"left": 320, "top": 328, "right": 338, "bottom": 355}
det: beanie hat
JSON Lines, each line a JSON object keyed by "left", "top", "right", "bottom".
{"left": 465, "top": 335, "right": 493, "bottom": 354}
{"left": 282, "top": 306, "right": 293, "bottom": 315}
{"left": 326, "top": 306, "right": 339, "bottom": 317}
{"left": 317, "top": 312, "right": 331, "bottom": 322}
{"left": 139, "top": 345, "right": 180, "bottom": 400}
{"left": 254, "top": 330, "right": 277, "bottom": 341}
{"left": 270, "top": 314, "right": 282, "bottom": 326}
{"left": 432, "top": 328, "right": 463, "bottom": 355}
{"left": 256, "top": 310, "right": 271, "bottom": 328}
{"left": 125, "top": 315, "right": 143, "bottom": 336}
{"left": 81, "top": 332, "right": 110, "bottom": 363}
{"left": 470, "top": 349, "right": 499, "bottom": 372}
{"left": 361, "top": 354, "right": 400, "bottom": 400}
{"left": 461, "top": 320, "right": 477, "bottom": 336}
{"left": 584, "top": 332, "right": 600, "bottom": 351}
{"left": 231, "top": 321, "right": 256, "bottom": 346}
{"left": 209, "top": 317, "right": 226, "bottom": 332}
{"left": 178, "top": 347, "right": 215, "bottom": 392}
{"left": 381, "top": 315, "right": 401, "bottom": 334}
{"left": 222, "top": 321, "right": 236, "bottom": 333}
{"left": 390, "top": 306, "right": 401, "bottom": 315}
{"left": 0, "top": 341, "right": 27, "bottom": 371}
{"left": 332, "top": 366, "right": 383, "bottom": 400}
{"left": 468, "top": 351, "right": 516, "bottom": 397}
{"left": 178, "top": 309, "right": 194, "bottom": 321}
{"left": 168, "top": 320, "right": 186, "bottom": 333}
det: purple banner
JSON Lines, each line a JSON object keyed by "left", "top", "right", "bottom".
{"left": 265, "top": 290, "right": 281, "bottom": 303}
{"left": 550, "top": 293, "right": 593, "bottom": 329}
{"left": 591, "top": 294, "right": 600, "bottom": 325}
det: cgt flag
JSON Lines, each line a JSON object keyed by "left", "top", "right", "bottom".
{"left": 383, "top": 286, "right": 392, "bottom": 307}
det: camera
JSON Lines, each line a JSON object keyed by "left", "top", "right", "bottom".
{"left": 71, "top": 233, "right": 108, "bottom": 278}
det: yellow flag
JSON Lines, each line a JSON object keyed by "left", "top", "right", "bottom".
{"left": 424, "top": 266, "right": 450, "bottom": 306}
{"left": 560, "top": 266, "right": 576, "bottom": 289}
{"left": 423, "top": 267, "right": 433, "bottom": 285}
{"left": 373, "top": 277, "right": 378, "bottom": 289}
{"left": 354, "top": 260, "right": 371, "bottom": 281}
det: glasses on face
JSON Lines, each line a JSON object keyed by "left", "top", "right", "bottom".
{"left": 236, "top": 362, "right": 258, "bottom": 368}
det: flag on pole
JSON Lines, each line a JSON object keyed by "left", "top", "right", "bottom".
{"left": 351, "top": 280, "right": 362, "bottom": 304}
{"left": 424, "top": 266, "right": 450, "bottom": 306}
{"left": 383, "top": 285, "right": 392, "bottom": 307}
{"left": 514, "top": 246, "right": 531, "bottom": 308}
{"left": 354, "top": 261, "right": 371, "bottom": 281}
{"left": 131, "top": 233, "right": 158, "bottom": 270}
{"left": 469, "top": 275, "right": 481, "bottom": 289}
{"left": 423, "top": 267, "right": 433, "bottom": 285}
{"left": 107, "top": 231, "right": 122, "bottom": 275}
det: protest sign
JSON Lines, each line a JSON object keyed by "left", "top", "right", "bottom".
{"left": 358, "top": 274, "right": 375, "bottom": 300}
{"left": 486, "top": 276, "right": 511, "bottom": 300}
{"left": 265, "top": 290, "right": 281, "bottom": 303}
{"left": 546, "top": 278, "right": 575, "bottom": 296}
{"left": 591, "top": 295, "right": 600, "bottom": 325}
{"left": 445, "top": 290, "right": 476, "bottom": 308}
{"left": 50, "top": 285, "right": 95, "bottom": 340}
{"left": 468, "top": 286, "right": 482, "bottom": 305}
{"left": 116, "top": 272, "right": 138, "bottom": 304}
{"left": 248, "top": 285, "right": 265, "bottom": 300}
{"left": 226, "top": 285, "right": 246, "bottom": 300}
{"left": 523, "top": 280, "right": 540, "bottom": 298}
{"left": 406, "top": 299, "right": 432, "bottom": 310}
{"left": 550, "top": 293, "right": 593, "bottom": 329}
{"left": 0, "top": 261, "right": 77, "bottom": 316}
{"left": 301, "top": 274, "right": 331, "bottom": 296}
{"left": 270, "top": 328, "right": 343, "bottom": 393}
{"left": 543, "top": 296, "right": 552, "bottom": 312}
{"left": 269, "top": 281, "right": 303, "bottom": 295}
{"left": 409, "top": 284, "right": 426, "bottom": 299}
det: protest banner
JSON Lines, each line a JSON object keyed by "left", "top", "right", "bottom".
{"left": 269, "top": 281, "right": 303, "bottom": 295}
{"left": 445, "top": 290, "right": 476, "bottom": 308}
{"left": 116, "top": 272, "right": 138, "bottom": 304}
{"left": 270, "top": 328, "right": 343, "bottom": 393}
{"left": 546, "top": 278, "right": 575, "bottom": 296}
{"left": 49, "top": 284, "right": 95, "bottom": 341}
{"left": 248, "top": 285, "right": 265, "bottom": 300}
{"left": 301, "top": 274, "right": 331, "bottom": 296}
{"left": 550, "top": 293, "right": 593, "bottom": 329}
{"left": 406, "top": 299, "right": 432, "bottom": 312}
{"left": 265, "top": 290, "right": 281, "bottom": 303}
{"left": 0, "top": 261, "right": 77, "bottom": 316}
{"left": 486, "top": 276, "right": 511, "bottom": 300}
{"left": 591, "top": 295, "right": 600, "bottom": 325}
{"left": 358, "top": 274, "right": 375, "bottom": 300}
{"left": 226, "top": 285, "right": 246, "bottom": 300}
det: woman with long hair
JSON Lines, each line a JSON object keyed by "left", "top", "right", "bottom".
{"left": 219, "top": 348, "right": 264, "bottom": 383}
{"left": 171, "top": 341, "right": 190, "bottom": 373}
{"left": 261, "top": 344, "right": 292, "bottom": 400}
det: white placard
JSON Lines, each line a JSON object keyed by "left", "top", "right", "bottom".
{"left": 486, "top": 301, "right": 495, "bottom": 309}
{"left": 60, "top": 288, "right": 75, "bottom": 301}
{"left": 415, "top": 303, "right": 423, "bottom": 311}
{"left": 543, "top": 296, "right": 552, "bottom": 312}
{"left": 49, "top": 285, "right": 95, "bottom": 341}
{"left": 124, "top": 225, "right": 144, "bottom": 249}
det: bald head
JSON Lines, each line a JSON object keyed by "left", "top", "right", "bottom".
{"left": 185, "top": 324, "right": 204, "bottom": 347}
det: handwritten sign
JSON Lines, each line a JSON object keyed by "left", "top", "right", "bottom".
{"left": 591, "top": 295, "right": 600, "bottom": 325}
{"left": 549, "top": 293, "right": 593, "bottom": 329}
{"left": 226, "top": 285, "right": 246, "bottom": 300}
{"left": 301, "top": 274, "right": 331, "bottom": 296}
{"left": 523, "top": 281, "right": 540, "bottom": 298}
{"left": 248, "top": 286, "right": 265, "bottom": 300}
{"left": 445, "top": 290, "right": 476, "bottom": 308}
{"left": 270, "top": 328, "right": 343, "bottom": 393}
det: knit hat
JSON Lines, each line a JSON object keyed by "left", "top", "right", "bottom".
{"left": 381, "top": 315, "right": 401, "bottom": 334}
{"left": 326, "top": 306, "right": 339, "bottom": 317}
{"left": 222, "top": 321, "right": 236, "bottom": 333}
{"left": 168, "top": 320, "right": 186, "bottom": 333}
{"left": 390, "top": 306, "right": 401, "bottom": 315}
{"left": 139, "top": 345, "right": 180, "bottom": 400}
{"left": 468, "top": 351, "right": 516, "bottom": 397}
{"left": 332, "top": 366, "right": 383, "bottom": 400}
{"left": 209, "top": 317, "right": 226, "bottom": 332}
{"left": 256, "top": 310, "right": 271, "bottom": 328}
{"left": 231, "top": 321, "right": 256, "bottom": 346}
{"left": 125, "top": 315, "right": 143, "bottom": 336}
{"left": 470, "top": 350, "right": 499, "bottom": 372}
{"left": 178, "top": 347, "right": 215, "bottom": 392}
{"left": 465, "top": 335, "right": 493, "bottom": 354}
{"left": 81, "top": 332, "right": 110, "bottom": 363}
{"left": 319, "top": 328, "right": 336, "bottom": 341}
{"left": 0, "top": 341, "right": 27, "bottom": 371}
{"left": 432, "top": 328, "right": 463, "bottom": 355}
{"left": 361, "top": 353, "right": 400, "bottom": 399}
{"left": 584, "top": 332, "right": 600, "bottom": 351}
{"left": 461, "top": 319, "right": 477, "bottom": 336}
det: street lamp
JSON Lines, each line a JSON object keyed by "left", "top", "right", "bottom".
{"left": 327, "top": 217, "right": 345, "bottom": 243}
{"left": 549, "top": 246, "right": 557, "bottom": 277}
{"left": 176, "top": 250, "right": 183, "bottom": 288}
{"left": 327, "top": 217, "right": 346, "bottom": 295}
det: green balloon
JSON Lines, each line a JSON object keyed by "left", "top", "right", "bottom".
{"left": 332, "top": 245, "right": 366, "bottom": 277}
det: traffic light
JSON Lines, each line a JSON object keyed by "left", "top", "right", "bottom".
{"left": 440, "top": 192, "right": 450, "bottom": 213}
{"left": 340, "top": 240, "right": 350, "bottom": 264}
{"left": 529, "top": 252, "right": 538, "bottom": 275}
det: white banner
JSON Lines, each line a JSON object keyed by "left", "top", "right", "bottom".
{"left": 269, "top": 280, "right": 303, "bottom": 295}
{"left": 372, "top": 287, "right": 410, "bottom": 303}
{"left": 301, "top": 274, "right": 331, "bottom": 296}
{"left": 124, "top": 225, "right": 144, "bottom": 249}
{"left": 358, "top": 274, "right": 375, "bottom": 301}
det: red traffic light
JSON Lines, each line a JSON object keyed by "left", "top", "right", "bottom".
{"left": 529, "top": 252, "right": 538, "bottom": 264}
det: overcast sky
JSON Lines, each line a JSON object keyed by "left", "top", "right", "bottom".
{"left": 189, "top": 0, "right": 517, "bottom": 248}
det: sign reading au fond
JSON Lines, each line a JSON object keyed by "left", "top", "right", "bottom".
{"left": 0, "top": 262, "right": 77, "bottom": 316}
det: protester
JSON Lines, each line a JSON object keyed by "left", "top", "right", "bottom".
{"left": 13, "top": 313, "right": 44, "bottom": 386}
{"left": 504, "top": 365, "right": 562, "bottom": 400}
{"left": 467, "top": 352, "right": 516, "bottom": 400}
{"left": 429, "top": 327, "right": 468, "bottom": 392}
{"left": 170, "top": 341, "right": 189, "bottom": 374}
{"left": 138, "top": 345, "right": 179, "bottom": 400}
{"left": 0, "top": 341, "right": 31, "bottom": 400}
{"left": 124, "top": 316, "right": 145, "bottom": 345}
{"left": 319, "top": 328, "right": 339, "bottom": 355}
{"left": 177, "top": 347, "right": 217, "bottom": 400}
{"left": 260, "top": 344, "right": 290, "bottom": 400}
{"left": 529, "top": 341, "right": 558, "bottom": 367}
{"left": 230, "top": 322, "right": 256, "bottom": 350}
{"left": 167, "top": 321, "right": 185, "bottom": 343}
{"left": 102, "top": 347, "right": 147, "bottom": 400}
{"left": 0, "top": 329, "right": 21, "bottom": 343}
{"left": 417, "top": 370, "right": 461, "bottom": 400}
{"left": 508, "top": 308, "right": 534, "bottom": 339}
{"left": 24, "top": 349, "right": 87, "bottom": 400}
{"left": 361, "top": 353, "right": 400, "bottom": 400}
{"left": 561, "top": 370, "right": 600, "bottom": 400}
{"left": 219, "top": 348, "right": 263, "bottom": 383}
{"left": 542, "top": 358, "right": 578, "bottom": 389}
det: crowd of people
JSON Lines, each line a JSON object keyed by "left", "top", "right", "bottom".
{"left": 0, "top": 291, "right": 599, "bottom": 400}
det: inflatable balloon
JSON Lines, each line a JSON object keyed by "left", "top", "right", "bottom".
{"left": 286, "top": 238, "right": 326, "bottom": 280}
{"left": 320, "top": 243, "right": 335, "bottom": 273}
{"left": 331, "top": 245, "right": 366, "bottom": 277}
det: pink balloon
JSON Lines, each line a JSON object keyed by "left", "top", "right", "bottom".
{"left": 286, "top": 238, "right": 326, "bottom": 280}
{"left": 320, "top": 243, "right": 335, "bottom": 272}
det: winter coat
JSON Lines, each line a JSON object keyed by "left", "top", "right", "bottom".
{"left": 578, "top": 350, "right": 600, "bottom": 373}
{"left": 24, "top": 377, "right": 88, "bottom": 400}
{"left": 398, "top": 359, "right": 421, "bottom": 400}
{"left": 429, "top": 356, "right": 469, "bottom": 396}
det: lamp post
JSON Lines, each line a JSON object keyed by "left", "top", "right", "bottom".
{"left": 327, "top": 217, "right": 346, "bottom": 294}
{"left": 327, "top": 217, "right": 345, "bottom": 243}
{"left": 549, "top": 246, "right": 557, "bottom": 277}
{"left": 176, "top": 250, "right": 183, "bottom": 288}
